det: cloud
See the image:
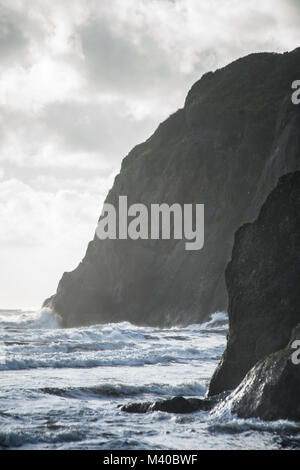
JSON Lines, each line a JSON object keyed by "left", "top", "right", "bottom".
{"left": 76, "top": 0, "right": 300, "bottom": 103}
{"left": 0, "top": 0, "right": 299, "bottom": 308}
{"left": 0, "top": 4, "right": 29, "bottom": 66}
{"left": 78, "top": 17, "right": 184, "bottom": 97}
{"left": 0, "top": 176, "right": 107, "bottom": 308}
{"left": 0, "top": 106, "right": 120, "bottom": 172}
{"left": 42, "top": 99, "right": 157, "bottom": 160}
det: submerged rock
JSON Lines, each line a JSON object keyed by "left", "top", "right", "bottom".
{"left": 119, "top": 401, "right": 153, "bottom": 414}
{"left": 208, "top": 171, "right": 300, "bottom": 421}
{"left": 119, "top": 395, "right": 223, "bottom": 414}
{"left": 45, "top": 49, "right": 300, "bottom": 327}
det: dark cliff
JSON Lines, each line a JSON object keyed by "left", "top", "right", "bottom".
{"left": 45, "top": 49, "right": 300, "bottom": 327}
{"left": 209, "top": 171, "right": 300, "bottom": 397}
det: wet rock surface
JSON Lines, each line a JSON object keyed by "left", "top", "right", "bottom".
{"left": 213, "top": 325, "right": 300, "bottom": 421}
{"left": 209, "top": 171, "right": 300, "bottom": 397}
{"left": 119, "top": 395, "right": 224, "bottom": 414}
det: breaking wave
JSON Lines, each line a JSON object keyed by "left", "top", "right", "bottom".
{"left": 1, "top": 309, "right": 297, "bottom": 450}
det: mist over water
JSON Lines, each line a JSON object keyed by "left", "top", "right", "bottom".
{"left": 0, "top": 309, "right": 299, "bottom": 450}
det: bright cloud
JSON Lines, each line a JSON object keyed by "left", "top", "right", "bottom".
{"left": 0, "top": 0, "right": 299, "bottom": 308}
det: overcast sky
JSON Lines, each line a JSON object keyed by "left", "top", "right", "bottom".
{"left": 0, "top": 0, "right": 299, "bottom": 309}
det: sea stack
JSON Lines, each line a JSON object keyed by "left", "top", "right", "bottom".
{"left": 209, "top": 171, "right": 300, "bottom": 420}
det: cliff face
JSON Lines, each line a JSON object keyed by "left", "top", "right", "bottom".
{"left": 46, "top": 49, "right": 300, "bottom": 327}
{"left": 209, "top": 171, "right": 300, "bottom": 397}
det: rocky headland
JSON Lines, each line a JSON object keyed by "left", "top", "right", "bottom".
{"left": 45, "top": 48, "right": 300, "bottom": 328}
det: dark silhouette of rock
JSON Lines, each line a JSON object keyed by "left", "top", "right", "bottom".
{"left": 209, "top": 171, "right": 300, "bottom": 397}
{"left": 118, "top": 401, "right": 152, "bottom": 414}
{"left": 213, "top": 325, "right": 300, "bottom": 421}
{"left": 119, "top": 395, "right": 223, "bottom": 414}
{"left": 45, "top": 49, "right": 300, "bottom": 327}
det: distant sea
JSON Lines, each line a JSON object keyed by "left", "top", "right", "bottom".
{"left": 0, "top": 309, "right": 299, "bottom": 450}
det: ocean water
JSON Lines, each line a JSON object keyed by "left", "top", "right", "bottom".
{"left": 0, "top": 309, "right": 299, "bottom": 450}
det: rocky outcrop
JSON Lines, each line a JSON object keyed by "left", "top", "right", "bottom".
{"left": 209, "top": 171, "right": 300, "bottom": 397}
{"left": 45, "top": 49, "right": 300, "bottom": 327}
{"left": 214, "top": 325, "right": 300, "bottom": 421}
{"left": 119, "top": 394, "right": 226, "bottom": 414}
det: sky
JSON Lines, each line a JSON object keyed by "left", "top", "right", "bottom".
{"left": 0, "top": 0, "right": 299, "bottom": 309}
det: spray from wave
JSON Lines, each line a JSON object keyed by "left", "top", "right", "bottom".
{"left": 200, "top": 311, "right": 228, "bottom": 331}
{"left": 0, "top": 308, "right": 61, "bottom": 329}
{"left": 31, "top": 308, "right": 62, "bottom": 329}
